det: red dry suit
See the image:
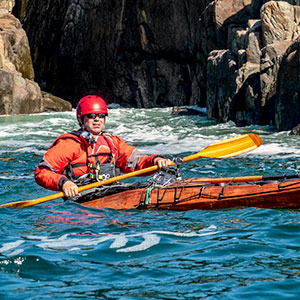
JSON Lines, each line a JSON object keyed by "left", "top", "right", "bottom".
{"left": 35, "top": 130, "right": 161, "bottom": 191}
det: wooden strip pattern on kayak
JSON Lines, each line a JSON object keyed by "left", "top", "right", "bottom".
{"left": 78, "top": 178, "right": 300, "bottom": 211}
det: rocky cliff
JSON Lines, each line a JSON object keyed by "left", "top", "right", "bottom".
{"left": 13, "top": 0, "right": 208, "bottom": 109}
{"left": 205, "top": 0, "right": 300, "bottom": 131}
{"left": 2, "top": 0, "right": 300, "bottom": 131}
{"left": 0, "top": 1, "right": 71, "bottom": 115}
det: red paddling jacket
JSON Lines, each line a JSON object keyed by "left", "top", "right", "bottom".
{"left": 35, "top": 130, "right": 161, "bottom": 191}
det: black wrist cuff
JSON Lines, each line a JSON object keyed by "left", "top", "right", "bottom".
{"left": 152, "top": 155, "right": 164, "bottom": 165}
{"left": 58, "top": 177, "right": 69, "bottom": 191}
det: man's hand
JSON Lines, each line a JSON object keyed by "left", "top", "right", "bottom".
{"left": 62, "top": 180, "right": 80, "bottom": 197}
{"left": 153, "top": 157, "right": 171, "bottom": 171}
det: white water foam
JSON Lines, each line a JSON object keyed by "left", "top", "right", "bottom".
{"left": 0, "top": 227, "right": 220, "bottom": 255}
{"left": 254, "top": 143, "right": 300, "bottom": 158}
{"left": 116, "top": 233, "right": 160, "bottom": 253}
{"left": 109, "top": 233, "right": 128, "bottom": 248}
{"left": 0, "top": 240, "right": 25, "bottom": 257}
{"left": 0, "top": 175, "right": 32, "bottom": 180}
{"left": 1, "top": 109, "right": 295, "bottom": 159}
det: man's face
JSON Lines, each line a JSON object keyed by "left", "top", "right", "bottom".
{"left": 83, "top": 113, "right": 106, "bottom": 135}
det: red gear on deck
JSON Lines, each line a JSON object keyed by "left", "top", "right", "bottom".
{"left": 76, "top": 95, "right": 108, "bottom": 124}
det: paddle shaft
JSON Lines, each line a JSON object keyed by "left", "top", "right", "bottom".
{"left": 200, "top": 173, "right": 300, "bottom": 184}
{"left": 0, "top": 163, "right": 174, "bottom": 209}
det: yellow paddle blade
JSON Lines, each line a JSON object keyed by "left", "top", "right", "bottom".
{"left": 0, "top": 133, "right": 262, "bottom": 209}
{"left": 183, "top": 133, "right": 262, "bottom": 161}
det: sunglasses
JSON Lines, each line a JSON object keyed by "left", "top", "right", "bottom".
{"left": 86, "top": 113, "right": 106, "bottom": 119}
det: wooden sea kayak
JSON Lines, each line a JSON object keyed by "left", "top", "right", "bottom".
{"left": 77, "top": 177, "right": 300, "bottom": 211}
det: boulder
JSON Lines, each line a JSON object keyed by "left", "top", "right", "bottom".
{"left": 0, "top": 8, "right": 34, "bottom": 79}
{"left": 206, "top": 49, "right": 238, "bottom": 123}
{"left": 206, "top": 48, "right": 260, "bottom": 126}
{"left": 41, "top": 91, "right": 72, "bottom": 112}
{"left": 261, "top": 1, "right": 300, "bottom": 46}
{"left": 0, "top": 6, "right": 71, "bottom": 114}
{"left": 206, "top": 0, "right": 300, "bottom": 129}
{"left": 0, "top": 0, "right": 14, "bottom": 13}
{"left": 206, "top": 13, "right": 263, "bottom": 126}
{"left": 275, "top": 36, "right": 300, "bottom": 131}
{"left": 0, "top": 69, "right": 71, "bottom": 114}
{"left": 290, "top": 123, "right": 300, "bottom": 135}
{"left": 172, "top": 106, "right": 206, "bottom": 116}
{"left": 260, "top": 40, "right": 292, "bottom": 125}
{"left": 0, "top": 68, "right": 42, "bottom": 114}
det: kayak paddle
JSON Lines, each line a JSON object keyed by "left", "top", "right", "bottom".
{"left": 0, "top": 133, "right": 262, "bottom": 209}
{"left": 195, "top": 173, "right": 300, "bottom": 184}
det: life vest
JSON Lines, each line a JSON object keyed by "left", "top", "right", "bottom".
{"left": 35, "top": 130, "right": 159, "bottom": 192}
{"left": 50, "top": 130, "right": 121, "bottom": 185}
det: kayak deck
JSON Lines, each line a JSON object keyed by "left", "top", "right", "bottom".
{"left": 77, "top": 178, "right": 300, "bottom": 211}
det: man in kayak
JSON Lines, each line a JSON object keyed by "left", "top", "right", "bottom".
{"left": 35, "top": 95, "right": 170, "bottom": 198}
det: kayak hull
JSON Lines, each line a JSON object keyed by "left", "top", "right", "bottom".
{"left": 78, "top": 178, "right": 300, "bottom": 211}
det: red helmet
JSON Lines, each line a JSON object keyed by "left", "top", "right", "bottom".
{"left": 76, "top": 95, "right": 108, "bottom": 123}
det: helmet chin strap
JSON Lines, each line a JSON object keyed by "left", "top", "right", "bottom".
{"left": 79, "top": 121, "right": 93, "bottom": 143}
{"left": 80, "top": 130, "right": 96, "bottom": 144}
{"left": 80, "top": 123, "right": 104, "bottom": 144}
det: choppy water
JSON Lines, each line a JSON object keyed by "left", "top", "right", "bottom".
{"left": 1, "top": 107, "right": 300, "bottom": 299}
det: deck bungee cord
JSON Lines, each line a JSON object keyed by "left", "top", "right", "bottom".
{"left": 135, "top": 177, "right": 300, "bottom": 209}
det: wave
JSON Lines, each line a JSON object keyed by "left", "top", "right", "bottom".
{"left": 1, "top": 109, "right": 300, "bottom": 163}
{"left": 0, "top": 226, "right": 220, "bottom": 256}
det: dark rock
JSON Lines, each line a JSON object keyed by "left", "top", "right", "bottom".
{"left": 41, "top": 91, "right": 72, "bottom": 112}
{"left": 275, "top": 36, "right": 300, "bottom": 131}
{"left": 260, "top": 40, "right": 292, "bottom": 126}
{"left": 13, "top": 0, "right": 208, "bottom": 108}
{"left": 290, "top": 123, "right": 300, "bottom": 135}
{"left": 206, "top": 49, "right": 239, "bottom": 123}
{"left": 172, "top": 106, "right": 206, "bottom": 116}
